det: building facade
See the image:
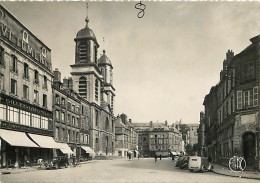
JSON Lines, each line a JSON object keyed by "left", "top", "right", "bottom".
{"left": 0, "top": 5, "right": 55, "bottom": 167}
{"left": 114, "top": 114, "right": 138, "bottom": 157}
{"left": 133, "top": 121, "right": 182, "bottom": 157}
{"left": 201, "top": 36, "right": 260, "bottom": 169}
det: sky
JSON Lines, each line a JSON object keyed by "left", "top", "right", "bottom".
{"left": 2, "top": 1, "right": 260, "bottom": 125}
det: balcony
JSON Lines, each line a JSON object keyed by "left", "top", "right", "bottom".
{"left": 23, "top": 74, "right": 30, "bottom": 81}
{"left": 34, "top": 79, "right": 39, "bottom": 85}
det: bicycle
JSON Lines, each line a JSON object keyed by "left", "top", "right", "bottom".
{"left": 229, "top": 156, "right": 246, "bottom": 172}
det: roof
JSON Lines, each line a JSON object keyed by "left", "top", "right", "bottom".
{"left": 75, "top": 18, "right": 99, "bottom": 46}
{"left": 98, "top": 50, "right": 112, "bottom": 67}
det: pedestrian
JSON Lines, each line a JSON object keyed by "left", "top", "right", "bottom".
{"left": 160, "top": 154, "right": 162, "bottom": 160}
{"left": 154, "top": 154, "right": 157, "bottom": 162}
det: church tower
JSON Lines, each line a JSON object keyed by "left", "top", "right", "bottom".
{"left": 70, "top": 4, "right": 115, "bottom": 155}
{"left": 70, "top": 7, "right": 102, "bottom": 105}
{"left": 98, "top": 50, "right": 116, "bottom": 113}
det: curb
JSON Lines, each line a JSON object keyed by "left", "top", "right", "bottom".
{"left": 212, "top": 169, "right": 260, "bottom": 180}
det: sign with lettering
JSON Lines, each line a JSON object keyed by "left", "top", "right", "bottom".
{"left": 1, "top": 93, "right": 52, "bottom": 118}
{"left": 0, "top": 121, "right": 53, "bottom": 136}
{"left": 0, "top": 6, "right": 52, "bottom": 71}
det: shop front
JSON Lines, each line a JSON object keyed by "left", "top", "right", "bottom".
{"left": 81, "top": 146, "right": 95, "bottom": 161}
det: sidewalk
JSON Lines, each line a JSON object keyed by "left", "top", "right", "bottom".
{"left": 212, "top": 164, "right": 260, "bottom": 180}
{"left": 1, "top": 161, "right": 97, "bottom": 175}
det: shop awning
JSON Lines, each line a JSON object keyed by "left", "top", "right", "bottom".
{"left": 28, "top": 133, "right": 61, "bottom": 149}
{"left": 57, "top": 143, "right": 73, "bottom": 154}
{"left": 0, "top": 129, "right": 38, "bottom": 147}
{"left": 81, "top": 146, "right": 95, "bottom": 154}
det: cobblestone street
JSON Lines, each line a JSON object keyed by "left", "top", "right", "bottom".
{"left": 1, "top": 158, "right": 259, "bottom": 183}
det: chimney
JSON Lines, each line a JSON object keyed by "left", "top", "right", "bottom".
{"left": 53, "top": 68, "right": 61, "bottom": 83}
{"left": 165, "top": 120, "right": 168, "bottom": 127}
{"left": 120, "top": 113, "right": 127, "bottom": 124}
{"left": 226, "top": 49, "right": 234, "bottom": 62}
{"left": 149, "top": 121, "right": 153, "bottom": 128}
{"left": 129, "top": 119, "right": 132, "bottom": 124}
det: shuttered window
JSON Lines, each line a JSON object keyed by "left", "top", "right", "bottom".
{"left": 253, "top": 87, "right": 258, "bottom": 107}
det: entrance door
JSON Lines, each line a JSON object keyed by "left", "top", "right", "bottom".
{"left": 243, "top": 132, "right": 255, "bottom": 166}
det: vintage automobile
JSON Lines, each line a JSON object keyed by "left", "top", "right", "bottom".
{"left": 188, "top": 156, "right": 214, "bottom": 172}
{"left": 175, "top": 156, "right": 189, "bottom": 169}
{"left": 51, "top": 156, "right": 69, "bottom": 169}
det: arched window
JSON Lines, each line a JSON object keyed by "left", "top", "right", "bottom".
{"left": 105, "top": 117, "right": 109, "bottom": 130}
{"left": 78, "top": 76, "right": 87, "bottom": 98}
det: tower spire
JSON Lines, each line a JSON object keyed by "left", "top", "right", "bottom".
{"left": 85, "top": 2, "right": 89, "bottom": 27}
{"left": 103, "top": 37, "right": 106, "bottom": 53}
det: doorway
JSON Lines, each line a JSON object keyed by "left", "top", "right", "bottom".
{"left": 243, "top": 132, "right": 255, "bottom": 166}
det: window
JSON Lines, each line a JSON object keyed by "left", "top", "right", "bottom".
{"left": 20, "top": 110, "right": 31, "bottom": 126}
{"left": 0, "top": 104, "right": 6, "bottom": 120}
{"left": 237, "top": 91, "right": 242, "bottom": 109}
{"left": 81, "top": 106, "right": 84, "bottom": 114}
{"left": 10, "top": 79, "right": 17, "bottom": 95}
{"left": 43, "top": 94, "right": 47, "bottom": 107}
{"left": 95, "top": 79, "right": 99, "bottom": 101}
{"left": 56, "top": 127, "right": 59, "bottom": 141}
{"left": 243, "top": 89, "right": 253, "bottom": 108}
{"left": 95, "top": 110, "right": 98, "bottom": 127}
{"left": 23, "top": 85, "right": 29, "bottom": 99}
{"left": 67, "top": 130, "right": 70, "bottom": 142}
{"left": 67, "top": 114, "right": 70, "bottom": 124}
{"left": 253, "top": 87, "right": 258, "bottom": 107}
{"left": 23, "top": 63, "right": 29, "bottom": 79}
{"left": 61, "top": 97, "right": 65, "bottom": 107}
{"left": 105, "top": 118, "right": 109, "bottom": 130}
{"left": 61, "top": 112, "right": 65, "bottom": 122}
{"left": 62, "top": 129, "right": 66, "bottom": 141}
{"left": 68, "top": 102, "right": 71, "bottom": 110}
{"left": 78, "top": 77, "right": 87, "bottom": 98}
{"left": 72, "top": 104, "right": 75, "bottom": 112}
{"left": 0, "top": 74, "right": 4, "bottom": 91}
{"left": 41, "top": 117, "right": 48, "bottom": 129}
{"left": 10, "top": 55, "right": 18, "bottom": 73}
{"left": 76, "top": 118, "right": 80, "bottom": 127}
{"left": 72, "top": 116, "right": 75, "bottom": 126}
{"left": 43, "top": 75, "right": 47, "bottom": 89}
{"left": 55, "top": 110, "right": 60, "bottom": 121}
{"left": 34, "top": 70, "right": 39, "bottom": 84}
{"left": 34, "top": 90, "right": 39, "bottom": 104}
{"left": 77, "top": 106, "right": 80, "bottom": 114}
{"left": 0, "top": 47, "right": 5, "bottom": 67}
{"left": 55, "top": 94, "right": 60, "bottom": 105}
{"left": 32, "top": 114, "right": 41, "bottom": 128}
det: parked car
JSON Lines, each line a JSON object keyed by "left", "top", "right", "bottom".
{"left": 51, "top": 156, "right": 69, "bottom": 169}
{"left": 188, "top": 156, "right": 214, "bottom": 172}
{"left": 175, "top": 156, "right": 189, "bottom": 169}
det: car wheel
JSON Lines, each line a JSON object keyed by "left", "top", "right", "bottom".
{"left": 201, "top": 165, "right": 206, "bottom": 173}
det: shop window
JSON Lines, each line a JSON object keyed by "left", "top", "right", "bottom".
{"left": 41, "top": 117, "right": 48, "bottom": 129}
{"left": 23, "top": 63, "right": 29, "bottom": 79}
{"left": 20, "top": 110, "right": 31, "bottom": 126}
{"left": 32, "top": 114, "right": 41, "bottom": 128}
{"left": 34, "top": 90, "right": 39, "bottom": 104}
{"left": 23, "top": 85, "right": 29, "bottom": 100}
{"left": 10, "top": 79, "right": 17, "bottom": 95}
{"left": 0, "top": 104, "right": 6, "bottom": 120}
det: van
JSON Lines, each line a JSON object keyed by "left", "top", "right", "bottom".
{"left": 188, "top": 156, "right": 213, "bottom": 172}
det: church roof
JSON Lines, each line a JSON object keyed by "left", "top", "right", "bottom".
{"left": 75, "top": 18, "right": 99, "bottom": 47}
{"left": 98, "top": 50, "right": 112, "bottom": 67}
